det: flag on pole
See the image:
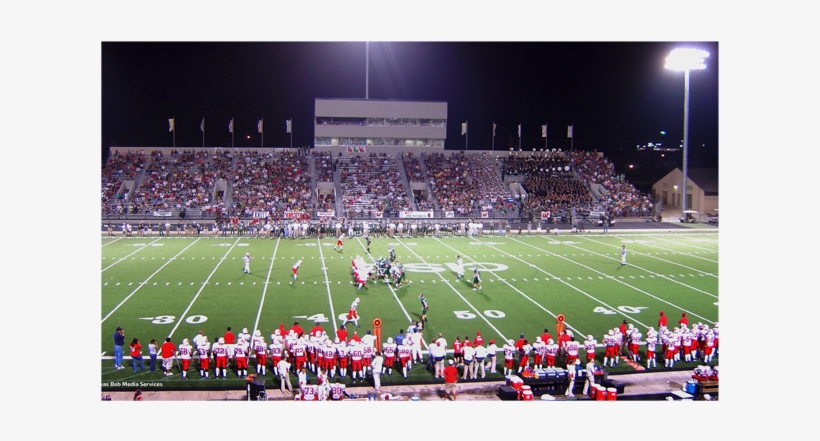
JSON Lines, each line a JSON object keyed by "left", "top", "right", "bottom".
{"left": 286, "top": 119, "right": 292, "bottom": 133}
{"left": 518, "top": 124, "right": 521, "bottom": 138}
{"left": 200, "top": 118, "right": 205, "bottom": 132}
{"left": 567, "top": 125, "right": 573, "bottom": 138}
{"left": 229, "top": 118, "right": 234, "bottom": 133}
{"left": 461, "top": 122, "right": 467, "bottom": 135}
{"left": 541, "top": 125, "right": 547, "bottom": 138}
{"left": 492, "top": 122, "right": 496, "bottom": 136}
{"left": 257, "top": 119, "right": 263, "bottom": 134}
{"left": 168, "top": 118, "right": 175, "bottom": 132}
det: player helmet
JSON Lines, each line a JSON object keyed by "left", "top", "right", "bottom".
{"left": 508, "top": 339, "right": 514, "bottom": 345}
{"left": 587, "top": 335, "right": 593, "bottom": 340}
{"left": 183, "top": 339, "right": 189, "bottom": 345}
{"left": 243, "top": 328, "right": 248, "bottom": 333}
{"left": 387, "top": 337, "right": 393, "bottom": 344}
{"left": 608, "top": 330, "right": 614, "bottom": 335}
{"left": 219, "top": 338, "right": 225, "bottom": 344}
{"left": 355, "top": 297, "right": 360, "bottom": 303}
{"left": 275, "top": 329, "right": 281, "bottom": 336}
{"left": 536, "top": 337, "right": 542, "bottom": 343}
{"left": 547, "top": 339, "right": 554, "bottom": 345}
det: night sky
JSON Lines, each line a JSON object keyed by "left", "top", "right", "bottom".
{"left": 102, "top": 41, "right": 719, "bottom": 189}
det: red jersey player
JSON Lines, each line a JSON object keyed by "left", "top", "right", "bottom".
{"left": 178, "top": 339, "right": 193, "bottom": 380}
{"left": 502, "top": 339, "right": 516, "bottom": 376}
{"left": 382, "top": 337, "right": 397, "bottom": 376}
{"left": 212, "top": 337, "right": 229, "bottom": 379}
{"left": 292, "top": 259, "right": 302, "bottom": 281}
{"left": 196, "top": 337, "right": 211, "bottom": 379}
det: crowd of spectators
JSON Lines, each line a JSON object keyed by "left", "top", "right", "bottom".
{"left": 467, "top": 153, "right": 513, "bottom": 212}
{"left": 571, "top": 151, "right": 653, "bottom": 218}
{"left": 501, "top": 151, "right": 572, "bottom": 177}
{"left": 313, "top": 151, "right": 334, "bottom": 183}
{"left": 133, "top": 149, "right": 233, "bottom": 215}
{"left": 424, "top": 152, "right": 483, "bottom": 216}
{"left": 339, "top": 153, "right": 410, "bottom": 217}
{"left": 101, "top": 150, "right": 147, "bottom": 215}
{"left": 229, "top": 150, "right": 313, "bottom": 219}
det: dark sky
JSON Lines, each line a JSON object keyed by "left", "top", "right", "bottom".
{"left": 102, "top": 41, "right": 718, "bottom": 174}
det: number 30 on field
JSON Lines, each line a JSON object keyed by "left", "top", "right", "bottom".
{"left": 140, "top": 315, "right": 208, "bottom": 324}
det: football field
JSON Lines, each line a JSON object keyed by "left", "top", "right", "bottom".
{"left": 101, "top": 229, "right": 718, "bottom": 385}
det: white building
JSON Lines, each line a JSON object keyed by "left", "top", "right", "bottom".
{"left": 652, "top": 167, "right": 718, "bottom": 215}
{"left": 314, "top": 98, "right": 447, "bottom": 156}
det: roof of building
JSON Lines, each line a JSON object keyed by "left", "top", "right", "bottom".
{"left": 687, "top": 168, "right": 719, "bottom": 195}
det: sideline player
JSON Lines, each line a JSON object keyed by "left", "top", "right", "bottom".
{"left": 178, "top": 339, "right": 193, "bottom": 380}
{"left": 472, "top": 266, "right": 482, "bottom": 291}
{"left": 196, "top": 336, "right": 211, "bottom": 379}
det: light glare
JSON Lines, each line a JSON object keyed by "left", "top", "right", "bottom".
{"left": 665, "top": 48, "right": 709, "bottom": 71}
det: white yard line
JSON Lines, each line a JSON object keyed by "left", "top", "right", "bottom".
{"left": 475, "top": 237, "right": 658, "bottom": 330}
{"left": 316, "top": 237, "right": 339, "bottom": 332}
{"left": 251, "top": 238, "right": 281, "bottom": 335}
{"left": 354, "top": 237, "right": 414, "bottom": 322}
{"left": 583, "top": 235, "right": 719, "bottom": 265}
{"left": 645, "top": 234, "right": 719, "bottom": 252}
{"left": 538, "top": 236, "right": 719, "bottom": 296}
{"left": 572, "top": 235, "right": 719, "bottom": 277}
{"left": 393, "top": 236, "right": 510, "bottom": 344}
{"left": 432, "top": 236, "right": 594, "bottom": 339}
{"left": 166, "top": 238, "right": 242, "bottom": 339}
{"left": 101, "top": 238, "right": 203, "bottom": 323}
{"left": 500, "top": 236, "right": 716, "bottom": 324}
{"left": 101, "top": 237, "right": 125, "bottom": 247}
{"left": 101, "top": 237, "right": 163, "bottom": 272}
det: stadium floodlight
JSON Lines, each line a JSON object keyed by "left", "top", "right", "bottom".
{"left": 665, "top": 48, "right": 708, "bottom": 217}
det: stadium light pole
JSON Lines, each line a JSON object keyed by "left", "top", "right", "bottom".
{"left": 665, "top": 48, "right": 708, "bottom": 217}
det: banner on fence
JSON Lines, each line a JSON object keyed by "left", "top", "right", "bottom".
{"left": 152, "top": 211, "right": 172, "bottom": 217}
{"left": 481, "top": 212, "right": 489, "bottom": 218}
{"left": 346, "top": 146, "right": 366, "bottom": 153}
{"left": 317, "top": 211, "right": 335, "bottom": 218}
{"left": 374, "top": 212, "right": 383, "bottom": 218}
{"left": 445, "top": 211, "right": 455, "bottom": 218}
{"left": 399, "top": 211, "right": 433, "bottom": 219}
{"left": 541, "top": 211, "right": 552, "bottom": 220}
{"left": 253, "top": 211, "right": 269, "bottom": 219}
